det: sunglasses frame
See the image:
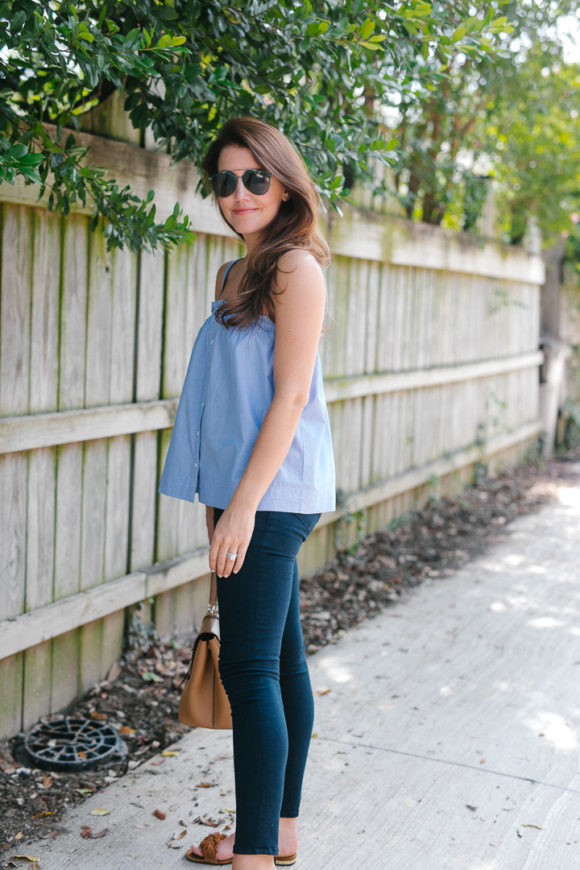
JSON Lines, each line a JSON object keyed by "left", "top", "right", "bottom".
{"left": 210, "top": 169, "right": 273, "bottom": 198}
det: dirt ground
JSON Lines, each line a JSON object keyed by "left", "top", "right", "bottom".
{"left": 1, "top": 453, "right": 577, "bottom": 864}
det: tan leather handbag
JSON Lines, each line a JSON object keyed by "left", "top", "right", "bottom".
{"left": 178, "top": 573, "right": 232, "bottom": 729}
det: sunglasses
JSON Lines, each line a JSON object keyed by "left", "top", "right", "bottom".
{"left": 209, "top": 169, "right": 272, "bottom": 198}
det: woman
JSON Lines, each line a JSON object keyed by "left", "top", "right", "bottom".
{"left": 159, "top": 116, "right": 335, "bottom": 869}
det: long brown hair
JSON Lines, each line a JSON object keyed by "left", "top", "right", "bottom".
{"left": 201, "top": 117, "right": 330, "bottom": 327}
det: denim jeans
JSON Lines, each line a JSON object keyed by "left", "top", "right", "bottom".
{"left": 213, "top": 508, "right": 321, "bottom": 856}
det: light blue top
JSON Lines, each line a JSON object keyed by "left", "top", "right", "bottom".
{"left": 159, "top": 259, "right": 336, "bottom": 513}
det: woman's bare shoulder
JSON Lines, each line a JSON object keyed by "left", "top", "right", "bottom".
{"left": 276, "top": 249, "right": 324, "bottom": 290}
{"left": 274, "top": 250, "right": 325, "bottom": 317}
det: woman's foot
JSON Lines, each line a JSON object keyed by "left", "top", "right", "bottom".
{"left": 187, "top": 831, "right": 235, "bottom": 862}
{"left": 187, "top": 818, "right": 298, "bottom": 864}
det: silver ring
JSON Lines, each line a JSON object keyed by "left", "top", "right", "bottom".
{"left": 226, "top": 551, "right": 238, "bottom": 561}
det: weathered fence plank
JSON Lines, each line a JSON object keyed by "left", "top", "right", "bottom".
{"left": 60, "top": 215, "right": 89, "bottom": 410}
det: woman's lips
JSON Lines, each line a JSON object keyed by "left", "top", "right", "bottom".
{"left": 233, "top": 207, "right": 257, "bottom": 214}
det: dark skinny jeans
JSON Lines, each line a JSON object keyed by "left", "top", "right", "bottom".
{"left": 214, "top": 508, "right": 320, "bottom": 856}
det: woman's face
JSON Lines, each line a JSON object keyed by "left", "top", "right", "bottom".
{"left": 216, "top": 145, "right": 288, "bottom": 244}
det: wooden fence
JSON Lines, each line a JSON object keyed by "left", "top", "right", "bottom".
{"left": 0, "top": 124, "right": 544, "bottom": 738}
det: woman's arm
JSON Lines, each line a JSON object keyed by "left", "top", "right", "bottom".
{"left": 209, "top": 250, "right": 326, "bottom": 577}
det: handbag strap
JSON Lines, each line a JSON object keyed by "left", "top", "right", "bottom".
{"left": 208, "top": 571, "right": 218, "bottom": 615}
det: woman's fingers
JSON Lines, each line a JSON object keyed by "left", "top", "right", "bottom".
{"left": 232, "top": 543, "right": 247, "bottom": 574}
{"left": 211, "top": 541, "right": 242, "bottom": 578}
{"left": 208, "top": 511, "right": 253, "bottom": 577}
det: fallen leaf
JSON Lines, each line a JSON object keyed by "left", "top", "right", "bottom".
{"left": 11, "top": 856, "right": 40, "bottom": 864}
{"left": 90, "top": 808, "right": 111, "bottom": 816}
{"left": 106, "top": 660, "right": 122, "bottom": 682}
{"left": 33, "top": 811, "right": 55, "bottom": 818}
{"left": 465, "top": 805, "right": 477, "bottom": 812}
{"left": 161, "top": 750, "right": 181, "bottom": 757}
{"left": 522, "top": 823, "right": 543, "bottom": 830}
{"left": 192, "top": 815, "right": 220, "bottom": 828}
{"left": 171, "top": 830, "right": 187, "bottom": 840}
{"left": 120, "top": 726, "right": 136, "bottom": 735}
{"left": 42, "top": 774, "right": 53, "bottom": 788}
{"left": 197, "top": 782, "right": 214, "bottom": 788}
{"left": 14, "top": 832, "right": 24, "bottom": 840}
{"left": 311, "top": 732, "right": 318, "bottom": 738}
{"left": 76, "top": 787, "right": 94, "bottom": 794}
{"left": 81, "top": 825, "right": 109, "bottom": 839}
{"left": 315, "top": 688, "right": 331, "bottom": 696}
{"left": 223, "top": 808, "right": 236, "bottom": 814}
{"left": 90, "top": 711, "right": 107, "bottom": 721}
{"left": 141, "top": 672, "right": 163, "bottom": 683}
{"left": 516, "top": 828, "right": 523, "bottom": 838}
{"left": 154, "top": 808, "right": 167, "bottom": 820}
{"left": 0, "top": 754, "right": 20, "bottom": 773}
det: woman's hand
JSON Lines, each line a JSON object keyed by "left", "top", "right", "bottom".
{"left": 209, "top": 501, "right": 255, "bottom": 577}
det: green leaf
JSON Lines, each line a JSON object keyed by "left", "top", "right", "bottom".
{"left": 360, "top": 18, "right": 375, "bottom": 42}
{"left": 19, "top": 153, "right": 44, "bottom": 167}
{"left": 452, "top": 24, "right": 467, "bottom": 43}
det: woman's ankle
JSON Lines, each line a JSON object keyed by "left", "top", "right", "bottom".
{"left": 277, "top": 816, "right": 298, "bottom": 853}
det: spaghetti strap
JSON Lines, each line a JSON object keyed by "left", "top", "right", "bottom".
{"left": 219, "top": 257, "right": 243, "bottom": 298}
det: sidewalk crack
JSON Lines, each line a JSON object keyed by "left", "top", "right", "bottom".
{"left": 316, "top": 736, "right": 580, "bottom": 794}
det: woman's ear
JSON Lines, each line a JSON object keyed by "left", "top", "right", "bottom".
{"left": 281, "top": 191, "right": 289, "bottom": 201}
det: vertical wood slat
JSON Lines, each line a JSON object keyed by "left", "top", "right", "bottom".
{"left": 156, "top": 243, "right": 190, "bottom": 564}
{"left": 0, "top": 205, "right": 32, "bottom": 739}
{"left": 59, "top": 214, "right": 89, "bottom": 411}
{"left": 52, "top": 210, "right": 87, "bottom": 707}
{"left": 0, "top": 206, "right": 33, "bottom": 416}
{"left": 131, "top": 250, "right": 165, "bottom": 571}
{"left": 23, "top": 211, "right": 61, "bottom": 727}
{"left": 26, "top": 210, "right": 61, "bottom": 616}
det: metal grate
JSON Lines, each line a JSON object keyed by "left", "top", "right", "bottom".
{"left": 23, "top": 717, "right": 127, "bottom": 771}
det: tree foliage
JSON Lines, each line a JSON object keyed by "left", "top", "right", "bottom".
{"left": 484, "top": 53, "right": 580, "bottom": 245}
{"left": 389, "top": 0, "right": 579, "bottom": 243}
{"left": 0, "top": 0, "right": 510, "bottom": 250}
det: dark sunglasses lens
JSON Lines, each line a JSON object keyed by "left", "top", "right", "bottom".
{"left": 244, "top": 170, "right": 271, "bottom": 194}
{"left": 211, "top": 172, "right": 237, "bottom": 197}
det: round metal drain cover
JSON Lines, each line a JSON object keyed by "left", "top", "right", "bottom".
{"left": 24, "top": 717, "right": 126, "bottom": 771}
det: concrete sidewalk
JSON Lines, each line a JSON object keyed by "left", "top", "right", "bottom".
{"left": 23, "top": 477, "right": 580, "bottom": 870}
